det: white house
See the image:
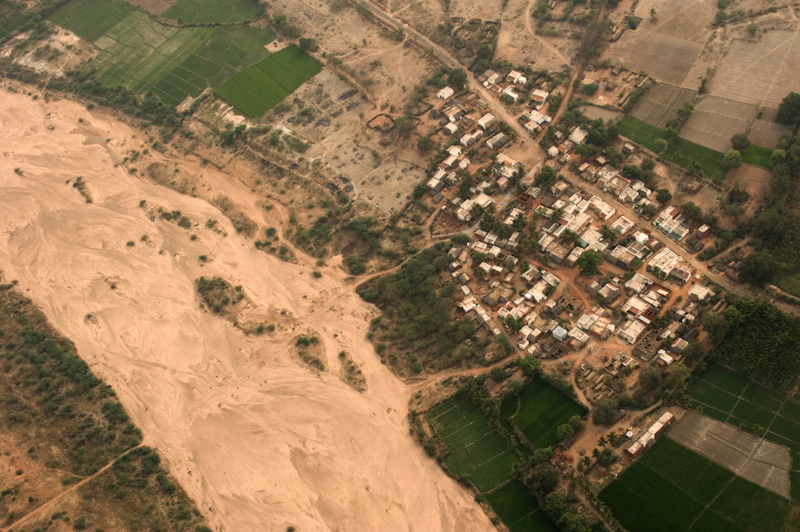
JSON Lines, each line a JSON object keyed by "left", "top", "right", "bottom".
{"left": 437, "top": 86, "right": 454, "bottom": 99}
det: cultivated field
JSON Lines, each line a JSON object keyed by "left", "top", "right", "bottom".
{"left": 708, "top": 31, "right": 800, "bottom": 109}
{"left": 629, "top": 83, "right": 696, "bottom": 128}
{"left": 49, "top": 0, "right": 136, "bottom": 43}
{"left": 601, "top": 438, "right": 796, "bottom": 532}
{"left": 215, "top": 45, "right": 321, "bottom": 117}
{"left": 486, "top": 480, "right": 558, "bottom": 532}
{"left": 0, "top": 0, "right": 29, "bottom": 40}
{"left": 501, "top": 379, "right": 586, "bottom": 449}
{"left": 669, "top": 410, "right": 790, "bottom": 498}
{"left": 50, "top": 0, "right": 276, "bottom": 106}
{"left": 162, "top": 0, "right": 263, "bottom": 24}
{"left": 428, "top": 394, "right": 518, "bottom": 491}
{"left": 749, "top": 112, "right": 791, "bottom": 150}
{"left": 688, "top": 363, "right": 800, "bottom": 454}
{"left": 679, "top": 96, "right": 756, "bottom": 153}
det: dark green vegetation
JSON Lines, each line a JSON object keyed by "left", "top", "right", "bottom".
{"left": 501, "top": 379, "right": 586, "bottom": 449}
{"left": 741, "top": 145, "right": 774, "bottom": 169}
{"left": 195, "top": 276, "right": 245, "bottom": 315}
{"left": 0, "top": 283, "right": 207, "bottom": 530}
{"left": 0, "top": 0, "right": 31, "bottom": 40}
{"left": 688, "top": 362, "right": 800, "bottom": 452}
{"left": 707, "top": 299, "right": 800, "bottom": 393}
{"left": 215, "top": 45, "right": 322, "bottom": 117}
{"left": 358, "top": 244, "right": 479, "bottom": 375}
{"left": 618, "top": 116, "right": 727, "bottom": 181}
{"left": 50, "top": 0, "right": 277, "bottom": 107}
{"left": 486, "top": 480, "right": 559, "bottom": 532}
{"left": 162, "top": 0, "right": 263, "bottom": 24}
{"left": 600, "top": 438, "right": 794, "bottom": 532}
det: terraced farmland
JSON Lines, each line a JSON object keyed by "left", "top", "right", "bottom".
{"left": 601, "top": 438, "right": 797, "bottom": 532}
{"left": 49, "top": 0, "right": 276, "bottom": 106}
{"left": 215, "top": 46, "right": 322, "bottom": 117}
{"left": 0, "top": 0, "right": 30, "bottom": 41}
{"left": 162, "top": 0, "right": 263, "bottom": 23}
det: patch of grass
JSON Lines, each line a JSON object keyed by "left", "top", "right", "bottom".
{"left": 741, "top": 145, "right": 773, "bottom": 169}
{"left": 664, "top": 138, "right": 727, "bottom": 182}
{"left": 486, "top": 480, "right": 539, "bottom": 526}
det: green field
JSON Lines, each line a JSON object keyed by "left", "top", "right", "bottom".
{"left": 50, "top": 0, "right": 135, "bottom": 43}
{"left": 0, "top": 0, "right": 29, "bottom": 40}
{"left": 618, "top": 116, "right": 727, "bottom": 182}
{"left": 50, "top": 0, "right": 276, "bottom": 106}
{"left": 618, "top": 115, "right": 670, "bottom": 153}
{"left": 487, "top": 481, "right": 559, "bottom": 532}
{"left": 600, "top": 438, "right": 794, "bottom": 532}
{"left": 162, "top": 0, "right": 263, "bottom": 23}
{"left": 502, "top": 379, "right": 586, "bottom": 449}
{"left": 741, "top": 145, "right": 773, "bottom": 169}
{"left": 688, "top": 363, "right": 800, "bottom": 453}
{"left": 429, "top": 395, "right": 516, "bottom": 491}
{"left": 214, "top": 45, "right": 321, "bottom": 117}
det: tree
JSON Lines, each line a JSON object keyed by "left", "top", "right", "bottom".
{"left": 447, "top": 68, "right": 468, "bottom": 90}
{"left": 591, "top": 398, "right": 619, "bottom": 426}
{"left": 575, "top": 249, "right": 603, "bottom": 276}
{"left": 770, "top": 149, "right": 786, "bottom": 167}
{"left": 417, "top": 136, "right": 435, "bottom": 152}
{"left": 298, "top": 38, "right": 318, "bottom": 52}
{"left": 730, "top": 133, "right": 750, "bottom": 151}
{"left": 412, "top": 182, "right": 426, "bottom": 199}
{"left": 581, "top": 83, "right": 599, "bottom": 95}
{"left": 568, "top": 415, "right": 585, "bottom": 433}
{"left": 489, "top": 366, "right": 506, "bottom": 382}
{"left": 680, "top": 201, "right": 703, "bottom": 222}
{"left": 535, "top": 165, "right": 558, "bottom": 190}
{"left": 496, "top": 334, "right": 513, "bottom": 354}
{"left": 747, "top": 23, "right": 758, "bottom": 37}
{"left": 638, "top": 365, "right": 663, "bottom": 392}
{"left": 724, "top": 149, "right": 742, "bottom": 170}
{"left": 683, "top": 341, "right": 706, "bottom": 362}
{"left": 505, "top": 315, "right": 524, "bottom": 331}
{"left": 597, "top": 436, "right": 607, "bottom": 447}
{"left": 518, "top": 354, "right": 542, "bottom": 378}
{"left": 702, "top": 312, "right": 730, "bottom": 345}
{"left": 650, "top": 7, "right": 657, "bottom": 18}
{"left": 556, "top": 423, "right": 574, "bottom": 441}
{"left": 654, "top": 138, "right": 668, "bottom": 154}
{"left": 395, "top": 115, "right": 416, "bottom": 138}
{"left": 656, "top": 189, "right": 672, "bottom": 204}
{"left": 776, "top": 92, "right": 800, "bottom": 127}
{"left": 752, "top": 208, "right": 785, "bottom": 248}
{"left": 529, "top": 462, "right": 559, "bottom": 494}
{"left": 739, "top": 252, "right": 779, "bottom": 287}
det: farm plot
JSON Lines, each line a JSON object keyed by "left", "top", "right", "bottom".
{"left": 629, "top": 83, "right": 696, "bottom": 128}
{"left": 162, "top": 0, "right": 263, "bottom": 24}
{"left": 428, "top": 395, "right": 517, "bottom": 491}
{"left": 486, "top": 480, "right": 558, "bottom": 532}
{"left": 618, "top": 115, "right": 670, "bottom": 153}
{"left": 668, "top": 411, "right": 790, "bottom": 499}
{"left": 663, "top": 138, "right": 726, "bottom": 182}
{"left": 679, "top": 96, "right": 756, "bottom": 153}
{"left": 601, "top": 437, "right": 797, "bottom": 532}
{"left": 51, "top": 1, "right": 276, "bottom": 107}
{"left": 610, "top": 32, "right": 703, "bottom": 87}
{"left": 0, "top": 0, "right": 29, "bottom": 40}
{"left": 50, "top": 0, "right": 136, "bottom": 43}
{"left": 215, "top": 45, "right": 322, "bottom": 117}
{"left": 688, "top": 363, "right": 800, "bottom": 454}
{"left": 503, "top": 379, "right": 586, "bottom": 450}
{"left": 708, "top": 31, "right": 800, "bottom": 110}
{"left": 748, "top": 116, "right": 791, "bottom": 150}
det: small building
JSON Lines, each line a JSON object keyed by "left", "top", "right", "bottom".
{"left": 531, "top": 89, "right": 549, "bottom": 108}
{"left": 486, "top": 132, "right": 509, "bottom": 150}
{"left": 569, "top": 127, "right": 588, "bottom": 144}
{"left": 547, "top": 146, "right": 559, "bottom": 159}
{"left": 478, "top": 113, "right": 498, "bottom": 130}
{"left": 443, "top": 122, "right": 458, "bottom": 135}
{"left": 625, "top": 412, "right": 675, "bottom": 457}
{"left": 437, "top": 86, "right": 455, "bottom": 99}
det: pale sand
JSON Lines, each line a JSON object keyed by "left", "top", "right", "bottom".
{"left": 0, "top": 89, "right": 494, "bottom": 532}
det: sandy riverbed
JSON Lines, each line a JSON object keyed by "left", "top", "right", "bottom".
{"left": 0, "top": 89, "right": 494, "bottom": 532}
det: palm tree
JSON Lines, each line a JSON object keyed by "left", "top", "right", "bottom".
{"left": 598, "top": 436, "right": 608, "bottom": 447}
{"left": 592, "top": 448, "right": 601, "bottom": 459}
{"left": 607, "top": 432, "right": 619, "bottom": 445}
{"left": 650, "top": 8, "right": 657, "bottom": 19}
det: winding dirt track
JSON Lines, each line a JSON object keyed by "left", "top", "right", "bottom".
{"left": 0, "top": 90, "right": 495, "bottom": 532}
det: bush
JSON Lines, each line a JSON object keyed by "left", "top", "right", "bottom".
{"left": 346, "top": 255, "right": 366, "bottom": 275}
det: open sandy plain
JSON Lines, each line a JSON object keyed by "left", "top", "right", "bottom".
{"left": 0, "top": 89, "right": 495, "bottom": 532}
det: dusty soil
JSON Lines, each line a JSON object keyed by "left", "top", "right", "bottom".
{"left": 0, "top": 89, "right": 495, "bottom": 532}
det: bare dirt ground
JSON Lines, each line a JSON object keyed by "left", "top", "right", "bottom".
{"left": 707, "top": 28, "right": 800, "bottom": 109}
{"left": 679, "top": 95, "right": 756, "bottom": 152}
{"left": 0, "top": 89, "right": 496, "bottom": 532}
